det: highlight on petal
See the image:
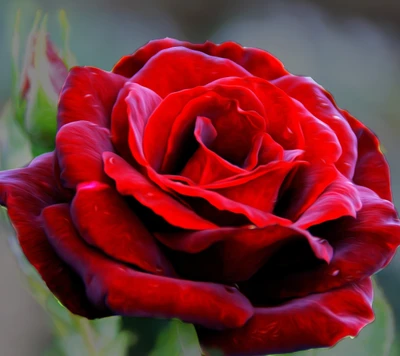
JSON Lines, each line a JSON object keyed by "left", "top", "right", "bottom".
{"left": 71, "top": 181, "right": 175, "bottom": 276}
{"left": 0, "top": 153, "right": 104, "bottom": 318}
{"left": 56, "top": 121, "right": 114, "bottom": 188}
{"left": 199, "top": 278, "right": 374, "bottom": 356}
{"left": 103, "top": 152, "right": 217, "bottom": 230}
{"left": 112, "top": 38, "right": 287, "bottom": 80}
{"left": 111, "top": 81, "right": 161, "bottom": 161}
{"left": 42, "top": 204, "right": 254, "bottom": 329}
{"left": 58, "top": 66, "right": 126, "bottom": 129}
{"left": 272, "top": 75, "right": 358, "bottom": 178}
{"left": 131, "top": 46, "right": 251, "bottom": 97}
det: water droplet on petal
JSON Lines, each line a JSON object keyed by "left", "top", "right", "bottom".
{"left": 146, "top": 192, "right": 154, "bottom": 197}
{"left": 109, "top": 157, "right": 115, "bottom": 164}
{"left": 84, "top": 94, "right": 93, "bottom": 99}
{"left": 331, "top": 269, "right": 340, "bottom": 276}
{"left": 332, "top": 115, "right": 341, "bottom": 120}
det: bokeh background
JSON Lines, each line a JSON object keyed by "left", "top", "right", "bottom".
{"left": 0, "top": 0, "right": 399, "bottom": 355}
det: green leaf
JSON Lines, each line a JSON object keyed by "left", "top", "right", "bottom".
{"left": 0, "top": 101, "right": 32, "bottom": 169}
{"left": 275, "top": 278, "right": 395, "bottom": 356}
{"left": 149, "top": 319, "right": 203, "bottom": 356}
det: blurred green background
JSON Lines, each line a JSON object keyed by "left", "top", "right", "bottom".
{"left": 0, "top": 0, "right": 400, "bottom": 355}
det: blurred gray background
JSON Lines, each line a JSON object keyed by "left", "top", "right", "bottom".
{"left": 0, "top": 0, "right": 400, "bottom": 355}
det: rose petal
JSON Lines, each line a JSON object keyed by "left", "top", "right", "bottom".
{"left": 0, "top": 153, "right": 104, "bottom": 318}
{"left": 103, "top": 152, "right": 217, "bottom": 230}
{"left": 56, "top": 121, "right": 114, "bottom": 188}
{"left": 275, "top": 163, "right": 339, "bottom": 221}
{"left": 156, "top": 224, "right": 332, "bottom": 282}
{"left": 131, "top": 46, "right": 251, "bottom": 97}
{"left": 113, "top": 38, "right": 287, "bottom": 80}
{"left": 294, "top": 174, "right": 362, "bottom": 229}
{"left": 273, "top": 75, "right": 358, "bottom": 178}
{"left": 199, "top": 278, "right": 374, "bottom": 356}
{"left": 207, "top": 161, "right": 301, "bottom": 214}
{"left": 180, "top": 116, "right": 245, "bottom": 184}
{"left": 42, "top": 203, "right": 254, "bottom": 329}
{"left": 143, "top": 86, "right": 265, "bottom": 173}
{"left": 264, "top": 186, "right": 400, "bottom": 299}
{"left": 58, "top": 66, "right": 126, "bottom": 129}
{"left": 71, "top": 182, "right": 175, "bottom": 276}
{"left": 111, "top": 82, "right": 161, "bottom": 162}
{"left": 343, "top": 110, "right": 392, "bottom": 201}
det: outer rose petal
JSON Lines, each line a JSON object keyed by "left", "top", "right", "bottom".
{"left": 199, "top": 278, "right": 374, "bottom": 356}
{"left": 264, "top": 186, "right": 400, "bottom": 299}
{"left": 42, "top": 204, "right": 254, "bottom": 329}
{"left": 131, "top": 47, "right": 251, "bottom": 98}
{"left": 58, "top": 66, "right": 127, "bottom": 129}
{"left": 71, "top": 182, "right": 175, "bottom": 276}
{"left": 0, "top": 154, "right": 105, "bottom": 318}
{"left": 112, "top": 38, "right": 287, "bottom": 80}
{"left": 56, "top": 121, "right": 114, "bottom": 188}
{"left": 343, "top": 110, "right": 392, "bottom": 201}
{"left": 103, "top": 152, "right": 217, "bottom": 230}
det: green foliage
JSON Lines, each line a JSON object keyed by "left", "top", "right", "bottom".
{"left": 149, "top": 319, "right": 204, "bottom": 356}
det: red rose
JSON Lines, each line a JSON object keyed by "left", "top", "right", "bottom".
{"left": 1, "top": 38, "right": 399, "bottom": 355}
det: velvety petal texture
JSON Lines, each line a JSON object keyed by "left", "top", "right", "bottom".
{"left": 1, "top": 38, "right": 399, "bottom": 356}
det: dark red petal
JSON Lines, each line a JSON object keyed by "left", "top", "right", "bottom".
{"left": 0, "top": 154, "right": 104, "bottom": 318}
{"left": 156, "top": 224, "right": 332, "bottom": 282}
{"left": 131, "top": 47, "right": 251, "bottom": 97}
{"left": 103, "top": 152, "right": 217, "bottom": 230}
{"left": 56, "top": 121, "right": 113, "bottom": 189}
{"left": 276, "top": 163, "right": 339, "bottom": 221}
{"left": 111, "top": 82, "right": 161, "bottom": 162}
{"left": 294, "top": 174, "right": 362, "bottom": 229}
{"left": 267, "top": 186, "right": 400, "bottom": 299}
{"left": 180, "top": 117, "right": 245, "bottom": 184}
{"left": 207, "top": 161, "right": 302, "bottom": 214}
{"left": 147, "top": 168, "right": 286, "bottom": 227}
{"left": 113, "top": 38, "right": 287, "bottom": 80}
{"left": 71, "top": 182, "right": 175, "bottom": 276}
{"left": 199, "top": 279, "right": 374, "bottom": 356}
{"left": 343, "top": 110, "right": 392, "bottom": 201}
{"left": 43, "top": 204, "right": 254, "bottom": 329}
{"left": 272, "top": 75, "right": 358, "bottom": 178}
{"left": 58, "top": 66, "right": 126, "bottom": 129}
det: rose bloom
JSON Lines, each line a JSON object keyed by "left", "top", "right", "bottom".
{"left": 1, "top": 39, "right": 400, "bottom": 356}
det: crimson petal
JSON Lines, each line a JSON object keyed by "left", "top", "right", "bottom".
{"left": 113, "top": 38, "right": 287, "bottom": 80}
{"left": 131, "top": 46, "right": 251, "bottom": 98}
{"left": 42, "top": 204, "right": 254, "bottom": 329}
{"left": 56, "top": 121, "right": 114, "bottom": 188}
{"left": 0, "top": 154, "right": 104, "bottom": 318}
{"left": 199, "top": 278, "right": 374, "bottom": 356}
{"left": 71, "top": 182, "right": 175, "bottom": 276}
{"left": 266, "top": 186, "right": 400, "bottom": 299}
{"left": 272, "top": 75, "right": 358, "bottom": 178}
{"left": 58, "top": 66, "right": 126, "bottom": 129}
{"left": 344, "top": 110, "right": 392, "bottom": 201}
{"left": 111, "top": 82, "right": 161, "bottom": 162}
{"left": 103, "top": 152, "right": 217, "bottom": 230}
